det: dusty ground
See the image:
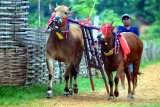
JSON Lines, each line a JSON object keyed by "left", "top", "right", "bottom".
{"left": 33, "top": 63, "right": 160, "bottom": 107}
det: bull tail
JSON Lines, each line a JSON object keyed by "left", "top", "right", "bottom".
{"left": 138, "top": 71, "right": 143, "bottom": 75}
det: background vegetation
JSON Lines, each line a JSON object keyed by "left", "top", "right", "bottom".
{"left": 28, "top": 0, "right": 160, "bottom": 42}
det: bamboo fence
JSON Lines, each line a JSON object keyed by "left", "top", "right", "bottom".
{"left": 0, "top": 0, "right": 29, "bottom": 85}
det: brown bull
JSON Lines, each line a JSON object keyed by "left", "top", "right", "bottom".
{"left": 46, "top": 4, "right": 84, "bottom": 98}
{"left": 98, "top": 23, "right": 143, "bottom": 99}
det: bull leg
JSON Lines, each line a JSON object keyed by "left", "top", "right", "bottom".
{"left": 106, "top": 71, "right": 114, "bottom": 99}
{"left": 69, "top": 65, "right": 78, "bottom": 95}
{"left": 69, "top": 71, "right": 73, "bottom": 95}
{"left": 72, "top": 65, "right": 78, "bottom": 94}
{"left": 114, "top": 73, "right": 119, "bottom": 97}
{"left": 131, "top": 59, "right": 141, "bottom": 98}
{"left": 46, "top": 56, "right": 54, "bottom": 98}
{"left": 120, "top": 72, "right": 125, "bottom": 89}
{"left": 114, "top": 64, "right": 124, "bottom": 97}
{"left": 64, "top": 63, "right": 73, "bottom": 96}
{"left": 124, "top": 67, "right": 132, "bottom": 99}
{"left": 71, "top": 46, "right": 83, "bottom": 94}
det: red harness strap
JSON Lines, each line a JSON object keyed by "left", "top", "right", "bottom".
{"left": 46, "top": 13, "right": 69, "bottom": 39}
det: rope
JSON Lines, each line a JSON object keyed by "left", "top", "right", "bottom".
{"left": 89, "top": 0, "right": 96, "bottom": 17}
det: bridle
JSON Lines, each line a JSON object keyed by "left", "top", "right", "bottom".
{"left": 46, "top": 13, "right": 70, "bottom": 39}
{"left": 99, "top": 24, "right": 120, "bottom": 56}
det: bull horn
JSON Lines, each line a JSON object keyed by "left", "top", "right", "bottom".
{"left": 56, "top": 2, "right": 59, "bottom": 7}
{"left": 111, "top": 20, "right": 114, "bottom": 25}
{"left": 68, "top": 6, "right": 72, "bottom": 11}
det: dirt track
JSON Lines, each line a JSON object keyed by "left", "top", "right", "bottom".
{"left": 35, "top": 63, "right": 160, "bottom": 107}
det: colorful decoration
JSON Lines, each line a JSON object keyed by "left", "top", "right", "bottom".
{"left": 104, "top": 49, "right": 114, "bottom": 56}
{"left": 79, "top": 17, "right": 91, "bottom": 27}
{"left": 118, "top": 34, "right": 130, "bottom": 60}
{"left": 56, "top": 32, "right": 64, "bottom": 40}
{"left": 100, "top": 24, "right": 112, "bottom": 35}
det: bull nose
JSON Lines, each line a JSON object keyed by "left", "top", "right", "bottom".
{"left": 54, "top": 16, "right": 60, "bottom": 21}
{"left": 97, "top": 34, "right": 102, "bottom": 39}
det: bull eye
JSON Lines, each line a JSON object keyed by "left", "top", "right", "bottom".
{"left": 64, "top": 12, "right": 68, "bottom": 15}
{"left": 54, "top": 10, "right": 56, "bottom": 13}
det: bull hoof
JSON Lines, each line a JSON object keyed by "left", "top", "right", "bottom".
{"left": 47, "top": 90, "right": 52, "bottom": 98}
{"left": 108, "top": 93, "right": 114, "bottom": 100}
{"left": 69, "top": 87, "right": 73, "bottom": 95}
{"left": 73, "top": 84, "right": 78, "bottom": 94}
{"left": 108, "top": 96, "right": 114, "bottom": 100}
{"left": 64, "top": 91, "right": 70, "bottom": 96}
{"left": 114, "top": 91, "right": 119, "bottom": 97}
{"left": 127, "top": 94, "right": 135, "bottom": 100}
{"left": 73, "top": 87, "right": 78, "bottom": 94}
{"left": 131, "top": 95, "right": 135, "bottom": 99}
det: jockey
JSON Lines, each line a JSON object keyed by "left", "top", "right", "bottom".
{"left": 117, "top": 14, "right": 139, "bottom": 36}
{"left": 117, "top": 14, "right": 140, "bottom": 73}
{"left": 116, "top": 14, "right": 140, "bottom": 89}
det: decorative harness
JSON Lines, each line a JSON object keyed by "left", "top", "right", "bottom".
{"left": 101, "top": 33, "right": 120, "bottom": 56}
{"left": 100, "top": 23, "right": 130, "bottom": 60}
{"left": 45, "top": 13, "right": 70, "bottom": 39}
{"left": 100, "top": 24, "right": 120, "bottom": 56}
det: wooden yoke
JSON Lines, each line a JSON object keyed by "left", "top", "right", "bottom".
{"left": 68, "top": 18, "right": 109, "bottom": 94}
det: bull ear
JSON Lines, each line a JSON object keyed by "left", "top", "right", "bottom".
{"left": 111, "top": 20, "right": 115, "bottom": 31}
{"left": 49, "top": 3, "right": 55, "bottom": 12}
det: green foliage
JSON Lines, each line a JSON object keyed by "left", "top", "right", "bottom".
{"left": 98, "top": 9, "right": 122, "bottom": 26}
{"left": 145, "top": 22, "right": 160, "bottom": 38}
{"left": 96, "top": 0, "right": 131, "bottom": 15}
{"left": 28, "top": 0, "right": 160, "bottom": 29}
{"left": 28, "top": 0, "right": 71, "bottom": 27}
{"left": 71, "top": 0, "right": 97, "bottom": 20}
{"left": 141, "top": 21, "right": 160, "bottom": 42}
{"left": 144, "top": 0, "right": 160, "bottom": 22}
{"left": 96, "top": 0, "right": 160, "bottom": 24}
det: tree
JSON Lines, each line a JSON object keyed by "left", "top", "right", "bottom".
{"left": 71, "top": 0, "right": 97, "bottom": 20}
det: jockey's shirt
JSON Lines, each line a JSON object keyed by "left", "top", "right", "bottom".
{"left": 117, "top": 26, "right": 139, "bottom": 36}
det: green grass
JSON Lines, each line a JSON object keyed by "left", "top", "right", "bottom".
{"left": 140, "top": 59, "right": 160, "bottom": 68}
{"left": 133, "top": 103, "right": 160, "bottom": 107}
{"left": 0, "top": 85, "right": 46, "bottom": 105}
{"left": 0, "top": 77, "right": 104, "bottom": 106}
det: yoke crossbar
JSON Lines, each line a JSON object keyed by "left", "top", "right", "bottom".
{"left": 68, "top": 18, "right": 109, "bottom": 94}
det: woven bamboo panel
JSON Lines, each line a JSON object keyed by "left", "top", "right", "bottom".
{"left": 25, "top": 29, "right": 49, "bottom": 85}
{"left": 0, "top": 0, "right": 29, "bottom": 86}
{"left": 0, "top": 47, "right": 27, "bottom": 86}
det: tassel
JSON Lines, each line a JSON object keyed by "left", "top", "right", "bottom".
{"left": 56, "top": 32, "right": 63, "bottom": 40}
{"left": 104, "top": 49, "right": 114, "bottom": 56}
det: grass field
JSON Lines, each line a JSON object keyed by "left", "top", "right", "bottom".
{"left": 0, "top": 76, "right": 105, "bottom": 106}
